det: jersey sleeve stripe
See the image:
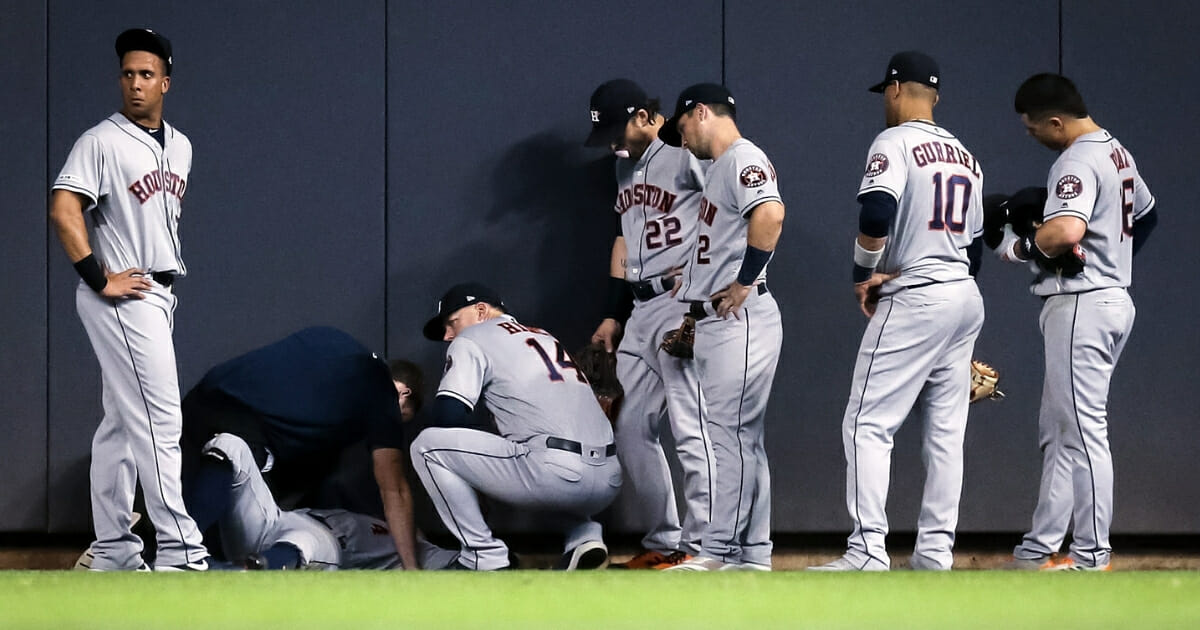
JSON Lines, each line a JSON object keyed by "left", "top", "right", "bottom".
{"left": 1134, "top": 196, "right": 1156, "bottom": 219}
{"left": 436, "top": 390, "right": 475, "bottom": 410}
{"left": 51, "top": 182, "right": 98, "bottom": 204}
{"left": 739, "top": 195, "right": 783, "bottom": 217}
{"left": 857, "top": 185, "right": 900, "bottom": 201}
{"left": 1042, "top": 209, "right": 1091, "bottom": 223}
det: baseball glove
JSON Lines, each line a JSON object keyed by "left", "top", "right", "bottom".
{"left": 1006, "top": 186, "right": 1048, "bottom": 238}
{"left": 660, "top": 314, "right": 697, "bottom": 359}
{"left": 574, "top": 343, "right": 623, "bottom": 423}
{"left": 970, "top": 359, "right": 1004, "bottom": 403}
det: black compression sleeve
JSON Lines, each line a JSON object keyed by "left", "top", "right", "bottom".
{"left": 1132, "top": 207, "right": 1158, "bottom": 257}
{"left": 73, "top": 254, "right": 108, "bottom": 292}
{"left": 857, "top": 191, "right": 897, "bottom": 238}
{"left": 431, "top": 395, "right": 472, "bottom": 428}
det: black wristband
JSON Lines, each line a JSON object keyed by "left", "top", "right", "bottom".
{"left": 73, "top": 254, "right": 108, "bottom": 293}
{"left": 852, "top": 264, "right": 873, "bottom": 284}
{"left": 737, "top": 245, "right": 773, "bottom": 286}
{"left": 603, "top": 276, "right": 633, "bottom": 322}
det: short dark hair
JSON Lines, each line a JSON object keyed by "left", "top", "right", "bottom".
{"left": 706, "top": 102, "right": 735, "bottom": 119}
{"left": 388, "top": 359, "right": 424, "bottom": 412}
{"left": 1014, "top": 73, "right": 1088, "bottom": 120}
{"left": 641, "top": 97, "right": 661, "bottom": 119}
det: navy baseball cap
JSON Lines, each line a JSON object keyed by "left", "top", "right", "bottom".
{"left": 658, "top": 83, "right": 736, "bottom": 147}
{"left": 116, "top": 28, "right": 173, "bottom": 75}
{"left": 423, "top": 282, "right": 506, "bottom": 341}
{"left": 585, "top": 79, "right": 648, "bottom": 148}
{"left": 868, "top": 50, "right": 939, "bottom": 93}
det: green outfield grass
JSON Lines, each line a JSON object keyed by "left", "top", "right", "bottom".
{"left": 2, "top": 571, "right": 1198, "bottom": 629}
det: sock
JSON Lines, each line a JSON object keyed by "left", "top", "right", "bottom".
{"left": 262, "top": 543, "right": 302, "bottom": 570}
{"left": 185, "top": 453, "right": 234, "bottom": 532}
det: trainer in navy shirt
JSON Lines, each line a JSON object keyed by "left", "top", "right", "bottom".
{"left": 181, "top": 326, "right": 424, "bottom": 569}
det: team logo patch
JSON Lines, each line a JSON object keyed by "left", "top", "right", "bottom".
{"left": 1056, "top": 174, "right": 1083, "bottom": 199}
{"left": 865, "top": 153, "right": 889, "bottom": 177}
{"left": 740, "top": 165, "right": 768, "bottom": 188}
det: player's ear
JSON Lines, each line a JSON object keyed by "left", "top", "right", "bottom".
{"left": 161, "top": 75, "right": 170, "bottom": 94}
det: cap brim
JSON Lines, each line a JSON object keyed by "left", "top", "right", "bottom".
{"left": 868, "top": 80, "right": 889, "bottom": 93}
{"left": 422, "top": 315, "right": 445, "bottom": 341}
{"left": 584, "top": 122, "right": 625, "bottom": 148}
{"left": 658, "top": 114, "right": 683, "bottom": 147}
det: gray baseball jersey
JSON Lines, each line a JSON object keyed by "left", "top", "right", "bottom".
{"left": 54, "top": 113, "right": 205, "bottom": 570}
{"left": 609, "top": 139, "right": 714, "bottom": 558}
{"left": 413, "top": 315, "right": 622, "bottom": 570}
{"left": 438, "top": 315, "right": 613, "bottom": 446}
{"left": 678, "top": 138, "right": 781, "bottom": 302}
{"left": 1031, "top": 129, "right": 1154, "bottom": 296}
{"left": 858, "top": 121, "right": 984, "bottom": 288}
{"left": 54, "top": 113, "right": 189, "bottom": 276}
{"left": 1013, "top": 129, "right": 1152, "bottom": 569}
{"left": 615, "top": 139, "right": 705, "bottom": 281}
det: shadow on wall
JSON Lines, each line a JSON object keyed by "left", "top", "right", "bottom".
{"left": 401, "top": 129, "right": 620, "bottom": 535}
{"left": 485, "top": 128, "right": 616, "bottom": 338}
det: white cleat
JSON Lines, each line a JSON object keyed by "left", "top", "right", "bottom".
{"left": 806, "top": 555, "right": 889, "bottom": 572}
{"left": 664, "top": 556, "right": 769, "bottom": 572}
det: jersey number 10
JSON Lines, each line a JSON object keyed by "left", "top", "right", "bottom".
{"left": 928, "top": 172, "right": 972, "bottom": 234}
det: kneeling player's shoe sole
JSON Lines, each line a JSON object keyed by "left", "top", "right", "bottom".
{"left": 557, "top": 541, "right": 608, "bottom": 570}
{"left": 155, "top": 558, "right": 209, "bottom": 572}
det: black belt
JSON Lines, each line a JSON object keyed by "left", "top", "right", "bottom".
{"left": 688, "top": 284, "right": 768, "bottom": 319}
{"left": 151, "top": 271, "right": 176, "bottom": 287}
{"left": 546, "top": 436, "right": 616, "bottom": 457}
{"left": 629, "top": 276, "right": 676, "bottom": 301}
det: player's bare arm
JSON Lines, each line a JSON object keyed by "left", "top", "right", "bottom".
{"left": 712, "top": 201, "right": 784, "bottom": 319}
{"left": 1031, "top": 216, "right": 1086, "bottom": 256}
{"left": 49, "top": 189, "right": 151, "bottom": 300}
{"left": 591, "top": 236, "right": 627, "bottom": 352}
{"left": 373, "top": 447, "right": 421, "bottom": 570}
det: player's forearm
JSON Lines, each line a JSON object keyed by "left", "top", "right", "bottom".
{"left": 380, "top": 487, "right": 420, "bottom": 570}
{"left": 1034, "top": 216, "right": 1086, "bottom": 256}
{"left": 49, "top": 190, "right": 93, "bottom": 262}
{"left": 746, "top": 201, "right": 785, "bottom": 251}
{"left": 609, "top": 236, "right": 627, "bottom": 279}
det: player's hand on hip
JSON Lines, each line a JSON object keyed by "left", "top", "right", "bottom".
{"left": 101, "top": 268, "right": 152, "bottom": 300}
{"left": 666, "top": 265, "right": 685, "bottom": 297}
{"left": 591, "top": 318, "right": 622, "bottom": 353}
{"left": 854, "top": 272, "right": 899, "bottom": 318}
{"left": 711, "top": 282, "right": 753, "bottom": 320}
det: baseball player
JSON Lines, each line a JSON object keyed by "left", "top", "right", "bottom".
{"left": 411, "top": 283, "right": 622, "bottom": 570}
{"left": 199, "top": 433, "right": 458, "bottom": 571}
{"left": 657, "top": 84, "right": 785, "bottom": 571}
{"left": 809, "top": 51, "right": 985, "bottom": 572}
{"left": 995, "top": 74, "right": 1157, "bottom": 571}
{"left": 584, "top": 79, "right": 714, "bottom": 569}
{"left": 180, "top": 326, "right": 424, "bottom": 569}
{"left": 48, "top": 28, "right": 209, "bottom": 571}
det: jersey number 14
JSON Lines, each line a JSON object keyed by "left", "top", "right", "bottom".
{"left": 526, "top": 338, "right": 588, "bottom": 384}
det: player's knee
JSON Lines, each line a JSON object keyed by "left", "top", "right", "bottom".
{"left": 202, "top": 433, "right": 254, "bottom": 475}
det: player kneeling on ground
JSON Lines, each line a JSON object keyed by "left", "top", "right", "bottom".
{"left": 201, "top": 433, "right": 458, "bottom": 570}
{"left": 411, "top": 283, "right": 622, "bottom": 570}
